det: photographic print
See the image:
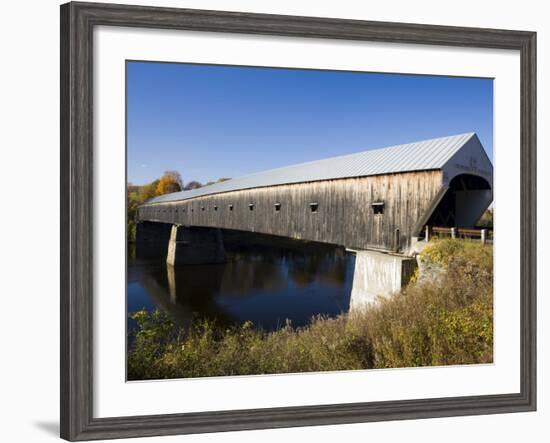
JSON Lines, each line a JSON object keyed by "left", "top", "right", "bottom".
{"left": 126, "top": 62, "right": 494, "bottom": 381}
{"left": 61, "top": 4, "right": 536, "bottom": 439}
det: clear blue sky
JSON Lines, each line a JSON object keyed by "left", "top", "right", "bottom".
{"left": 127, "top": 61, "right": 493, "bottom": 186}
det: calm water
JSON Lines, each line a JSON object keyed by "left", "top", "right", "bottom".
{"left": 127, "top": 232, "right": 356, "bottom": 333}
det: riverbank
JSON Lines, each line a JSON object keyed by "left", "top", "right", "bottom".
{"left": 128, "top": 238, "right": 493, "bottom": 380}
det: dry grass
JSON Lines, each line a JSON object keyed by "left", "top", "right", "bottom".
{"left": 128, "top": 238, "right": 493, "bottom": 380}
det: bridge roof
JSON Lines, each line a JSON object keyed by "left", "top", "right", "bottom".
{"left": 146, "top": 132, "right": 478, "bottom": 204}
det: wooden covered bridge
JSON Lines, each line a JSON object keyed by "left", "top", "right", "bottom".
{"left": 137, "top": 132, "right": 493, "bottom": 262}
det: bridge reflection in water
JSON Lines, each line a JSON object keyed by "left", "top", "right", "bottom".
{"left": 128, "top": 231, "right": 356, "bottom": 334}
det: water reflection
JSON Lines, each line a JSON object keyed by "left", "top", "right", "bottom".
{"left": 128, "top": 231, "right": 355, "bottom": 332}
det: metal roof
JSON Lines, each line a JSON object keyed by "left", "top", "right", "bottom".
{"left": 145, "top": 132, "right": 476, "bottom": 204}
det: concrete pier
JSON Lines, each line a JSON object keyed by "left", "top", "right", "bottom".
{"left": 166, "top": 225, "right": 227, "bottom": 266}
{"left": 349, "top": 250, "right": 416, "bottom": 310}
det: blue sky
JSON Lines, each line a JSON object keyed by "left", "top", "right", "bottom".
{"left": 127, "top": 61, "right": 493, "bottom": 186}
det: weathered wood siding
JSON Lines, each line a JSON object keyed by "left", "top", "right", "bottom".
{"left": 137, "top": 170, "right": 444, "bottom": 252}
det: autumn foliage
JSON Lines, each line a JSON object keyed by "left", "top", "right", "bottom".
{"left": 156, "top": 171, "right": 183, "bottom": 195}
{"left": 127, "top": 171, "right": 183, "bottom": 242}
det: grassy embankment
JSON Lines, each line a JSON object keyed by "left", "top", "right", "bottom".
{"left": 128, "top": 238, "right": 493, "bottom": 380}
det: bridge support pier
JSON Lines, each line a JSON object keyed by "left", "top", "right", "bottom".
{"left": 349, "top": 250, "right": 416, "bottom": 311}
{"left": 166, "top": 225, "right": 227, "bottom": 266}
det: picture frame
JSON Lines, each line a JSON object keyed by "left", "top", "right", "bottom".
{"left": 60, "top": 1, "right": 536, "bottom": 441}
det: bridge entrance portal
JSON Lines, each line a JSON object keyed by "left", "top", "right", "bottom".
{"left": 426, "top": 174, "right": 492, "bottom": 229}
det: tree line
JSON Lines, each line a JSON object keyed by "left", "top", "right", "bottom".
{"left": 127, "top": 171, "right": 231, "bottom": 242}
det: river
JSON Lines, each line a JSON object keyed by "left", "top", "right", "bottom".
{"left": 127, "top": 231, "right": 356, "bottom": 333}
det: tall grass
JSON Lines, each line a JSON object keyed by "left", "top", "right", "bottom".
{"left": 128, "top": 239, "right": 493, "bottom": 380}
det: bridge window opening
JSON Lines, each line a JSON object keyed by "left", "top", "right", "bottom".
{"left": 274, "top": 202, "right": 281, "bottom": 212}
{"left": 309, "top": 202, "right": 319, "bottom": 213}
{"left": 372, "top": 201, "right": 385, "bottom": 215}
{"left": 201, "top": 206, "right": 205, "bottom": 211}
{"left": 228, "top": 204, "right": 234, "bottom": 211}
{"left": 182, "top": 208, "right": 186, "bottom": 213}
{"left": 191, "top": 208, "right": 194, "bottom": 212}
{"left": 214, "top": 205, "right": 218, "bottom": 211}
{"left": 248, "top": 204, "right": 255, "bottom": 211}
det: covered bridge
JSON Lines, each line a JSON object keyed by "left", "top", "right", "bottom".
{"left": 137, "top": 132, "right": 493, "bottom": 255}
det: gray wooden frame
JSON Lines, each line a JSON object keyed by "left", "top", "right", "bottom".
{"left": 60, "top": 1, "right": 537, "bottom": 441}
